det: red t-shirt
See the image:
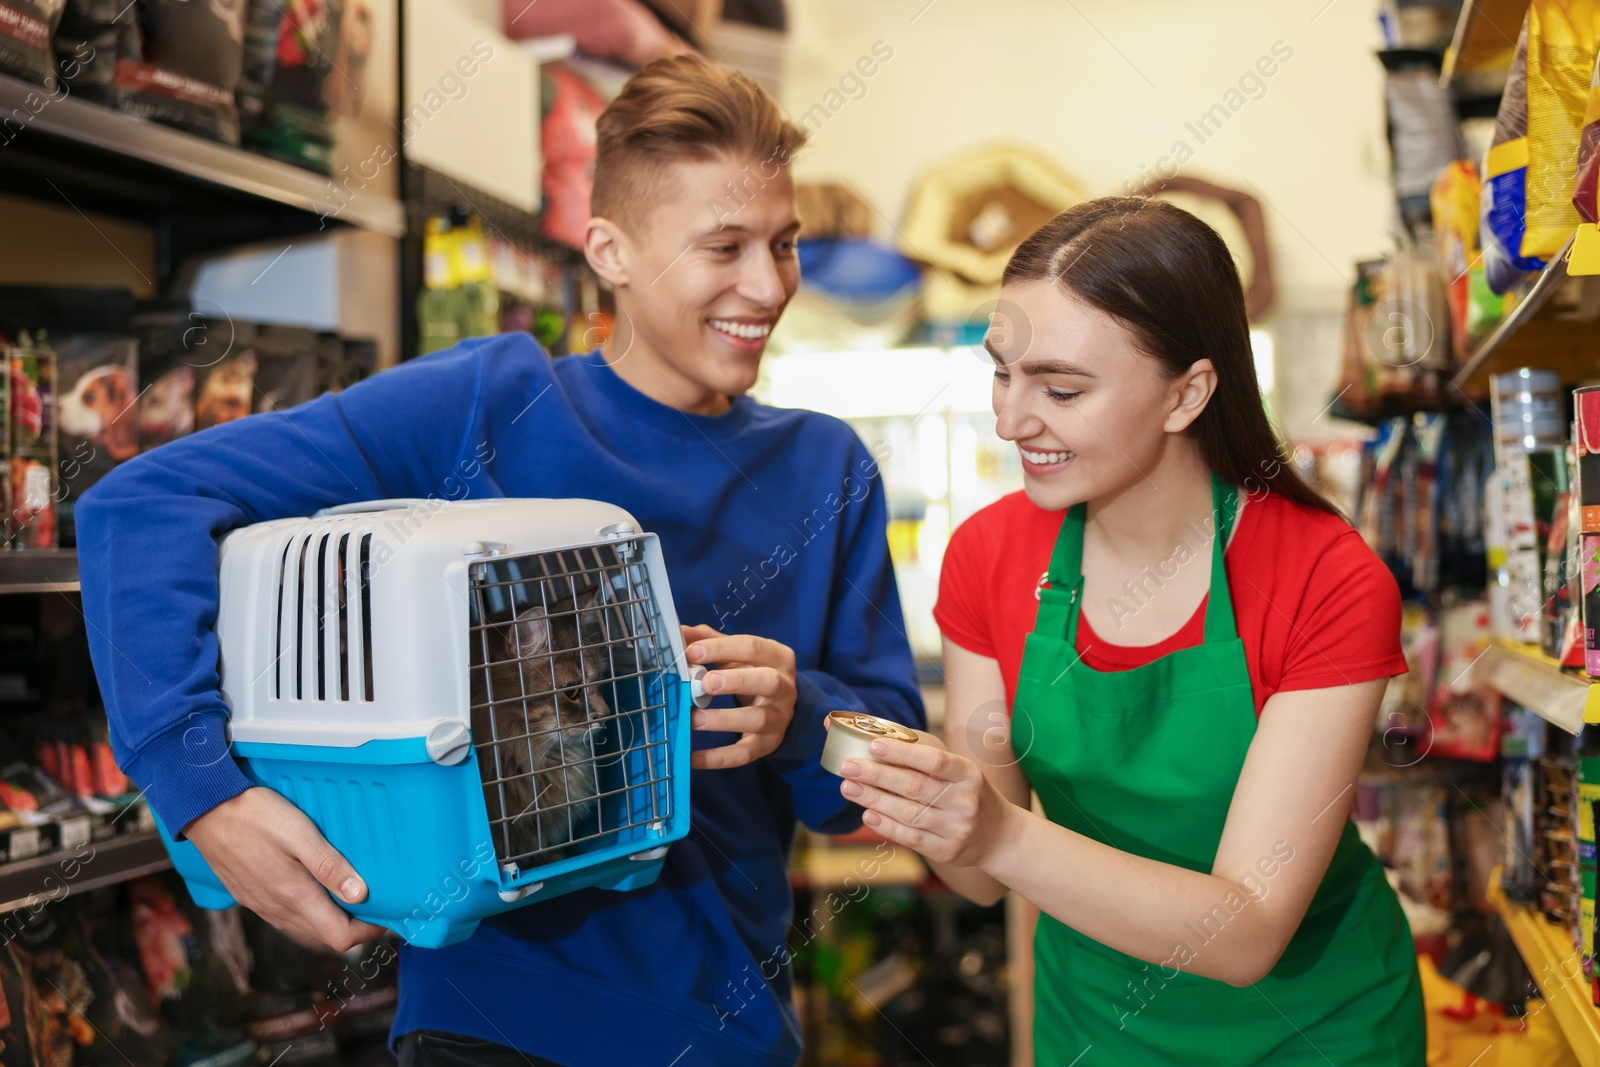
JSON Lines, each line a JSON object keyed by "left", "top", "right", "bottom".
{"left": 933, "top": 489, "right": 1408, "bottom": 716}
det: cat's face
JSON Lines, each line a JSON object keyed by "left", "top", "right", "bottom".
{"left": 473, "top": 592, "right": 613, "bottom": 749}
{"left": 494, "top": 603, "right": 611, "bottom": 739}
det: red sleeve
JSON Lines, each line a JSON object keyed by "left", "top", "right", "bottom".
{"left": 1276, "top": 529, "right": 1409, "bottom": 693}
{"left": 934, "top": 513, "right": 996, "bottom": 658}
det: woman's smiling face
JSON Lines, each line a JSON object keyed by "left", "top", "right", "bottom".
{"left": 988, "top": 279, "right": 1210, "bottom": 512}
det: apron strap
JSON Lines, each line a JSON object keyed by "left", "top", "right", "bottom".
{"left": 1037, "top": 473, "right": 1240, "bottom": 646}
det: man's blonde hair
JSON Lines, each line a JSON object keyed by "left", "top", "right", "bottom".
{"left": 592, "top": 53, "right": 807, "bottom": 229}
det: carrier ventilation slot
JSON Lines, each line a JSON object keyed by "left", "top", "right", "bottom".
{"left": 273, "top": 529, "right": 375, "bottom": 702}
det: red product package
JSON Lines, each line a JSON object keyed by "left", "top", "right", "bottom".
{"left": 90, "top": 742, "right": 127, "bottom": 798}
{"left": 65, "top": 743, "right": 93, "bottom": 799}
{"left": 541, "top": 65, "right": 610, "bottom": 250}
{"left": 33, "top": 742, "right": 58, "bottom": 786}
{"left": 1575, "top": 49, "right": 1600, "bottom": 222}
{"left": 0, "top": 781, "right": 38, "bottom": 814}
{"left": 1429, "top": 600, "right": 1504, "bottom": 761}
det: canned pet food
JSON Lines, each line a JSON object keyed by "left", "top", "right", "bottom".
{"left": 821, "top": 711, "right": 920, "bottom": 776}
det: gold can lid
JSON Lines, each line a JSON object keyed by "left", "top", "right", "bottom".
{"left": 825, "top": 711, "right": 919, "bottom": 744}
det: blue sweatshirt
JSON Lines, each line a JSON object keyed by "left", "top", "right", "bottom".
{"left": 75, "top": 334, "right": 924, "bottom": 1066}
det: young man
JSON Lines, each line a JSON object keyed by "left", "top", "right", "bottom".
{"left": 76, "top": 55, "right": 922, "bottom": 1067}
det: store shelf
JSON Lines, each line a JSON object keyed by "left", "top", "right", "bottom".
{"left": 1478, "top": 639, "right": 1592, "bottom": 734}
{"left": 1490, "top": 869, "right": 1600, "bottom": 1065}
{"left": 0, "top": 829, "right": 170, "bottom": 915}
{"left": 1440, "top": 0, "right": 1529, "bottom": 89}
{"left": 1450, "top": 232, "right": 1577, "bottom": 390}
{"left": 0, "top": 550, "right": 79, "bottom": 595}
{"left": 0, "top": 71, "right": 403, "bottom": 280}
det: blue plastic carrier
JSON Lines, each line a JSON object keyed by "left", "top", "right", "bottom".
{"left": 154, "top": 499, "right": 700, "bottom": 948}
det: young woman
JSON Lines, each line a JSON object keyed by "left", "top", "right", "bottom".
{"left": 836, "top": 198, "right": 1424, "bottom": 1064}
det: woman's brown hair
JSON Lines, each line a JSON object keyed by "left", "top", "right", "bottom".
{"left": 1003, "top": 197, "right": 1339, "bottom": 516}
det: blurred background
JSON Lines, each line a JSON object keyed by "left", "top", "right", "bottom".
{"left": 0, "top": 0, "right": 1598, "bottom": 1064}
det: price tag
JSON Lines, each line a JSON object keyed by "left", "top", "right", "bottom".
{"left": 9, "top": 828, "right": 41, "bottom": 861}
{"left": 57, "top": 816, "right": 90, "bottom": 850}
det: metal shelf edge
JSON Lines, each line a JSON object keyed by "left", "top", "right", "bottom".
{"left": 0, "top": 73, "right": 404, "bottom": 238}
{"left": 0, "top": 830, "right": 171, "bottom": 915}
{"left": 1479, "top": 642, "right": 1589, "bottom": 734}
{"left": 1450, "top": 232, "right": 1577, "bottom": 390}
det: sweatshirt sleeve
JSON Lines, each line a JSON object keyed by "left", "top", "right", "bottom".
{"left": 75, "top": 340, "right": 498, "bottom": 836}
{"left": 764, "top": 438, "right": 926, "bottom": 835}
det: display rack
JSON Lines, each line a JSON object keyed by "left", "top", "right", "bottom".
{"left": 0, "top": 828, "right": 170, "bottom": 915}
{"left": 1479, "top": 639, "right": 1594, "bottom": 734}
{"left": 0, "top": 550, "right": 79, "bottom": 595}
{"left": 1450, "top": 233, "right": 1580, "bottom": 390}
{"left": 1490, "top": 868, "right": 1600, "bottom": 1065}
{"left": 0, "top": 71, "right": 404, "bottom": 287}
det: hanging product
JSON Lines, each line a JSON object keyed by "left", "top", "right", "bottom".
{"left": 1482, "top": 12, "right": 1547, "bottom": 293}
{"left": 1521, "top": 0, "right": 1600, "bottom": 259}
{"left": 900, "top": 143, "right": 1087, "bottom": 290}
{"left": 1430, "top": 161, "right": 1484, "bottom": 356}
{"left": 156, "top": 498, "right": 700, "bottom": 947}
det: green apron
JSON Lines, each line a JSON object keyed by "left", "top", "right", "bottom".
{"left": 1013, "top": 476, "right": 1425, "bottom": 1066}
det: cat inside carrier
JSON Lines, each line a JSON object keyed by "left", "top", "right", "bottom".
{"left": 154, "top": 498, "right": 699, "bottom": 948}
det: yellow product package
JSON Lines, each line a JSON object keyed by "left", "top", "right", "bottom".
{"left": 1522, "top": 0, "right": 1600, "bottom": 259}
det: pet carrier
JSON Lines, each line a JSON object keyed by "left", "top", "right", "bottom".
{"left": 154, "top": 498, "right": 702, "bottom": 948}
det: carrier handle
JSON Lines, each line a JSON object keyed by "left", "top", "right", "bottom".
{"left": 313, "top": 498, "right": 432, "bottom": 518}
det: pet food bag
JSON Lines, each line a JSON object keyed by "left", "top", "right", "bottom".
{"left": 0, "top": 0, "right": 67, "bottom": 87}
{"left": 111, "top": 0, "right": 248, "bottom": 145}
{"left": 6, "top": 343, "right": 55, "bottom": 550}
{"left": 1576, "top": 43, "right": 1600, "bottom": 221}
{"left": 243, "top": 0, "right": 345, "bottom": 173}
{"left": 251, "top": 325, "right": 320, "bottom": 414}
{"left": 1482, "top": 13, "right": 1549, "bottom": 292}
{"left": 132, "top": 302, "right": 203, "bottom": 453}
{"left": 52, "top": 0, "right": 124, "bottom": 105}
{"left": 1521, "top": 0, "right": 1600, "bottom": 258}
{"left": 193, "top": 349, "right": 258, "bottom": 432}
{"left": 0, "top": 287, "right": 139, "bottom": 548}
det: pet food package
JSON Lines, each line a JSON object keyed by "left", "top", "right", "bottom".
{"left": 194, "top": 345, "right": 258, "bottom": 431}
{"left": 314, "top": 332, "right": 374, "bottom": 394}
{"left": 243, "top": 0, "right": 345, "bottom": 173}
{"left": 0, "top": 0, "right": 67, "bottom": 87}
{"left": 252, "top": 325, "right": 320, "bottom": 414}
{"left": 0, "top": 287, "right": 139, "bottom": 548}
{"left": 111, "top": 0, "right": 247, "bottom": 145}
{"left": 51, "top": 0, "right": 121, "bottom": 104}
{"left": 1482, "top": 13, "right": 1548, "bottom": 293}
{"left": 7, "top": 343, "right": 55, "bottom": 550}
{"left": 1586, "top": 532, "right": 1600, "bottom": 675}
{"left": 1500, "top": 451, "right": 1548, "bottom": 642}
{"left": 1521, "top": 0, "right": 1600, "bottom": 259}
{"left": 1430, "top": 160, "right": 1485, "bottom": 356}
{"left": 1429, "top": 600, "right": 1504, "bottom": 761}
{"left": 132, "top": 302, "right": 200, "bottom": 452}
{"left": 1577, "top": 38, "right": 1600, "bottom": 221}
{"left": 129, "top": 875, "right": 255, "bottom": 1039}
{"left": 1580, "top": 386, "right": 1600, "bottom": 531}
{"left": 72, "top": 890, "right": 178, "bottom": 1065}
